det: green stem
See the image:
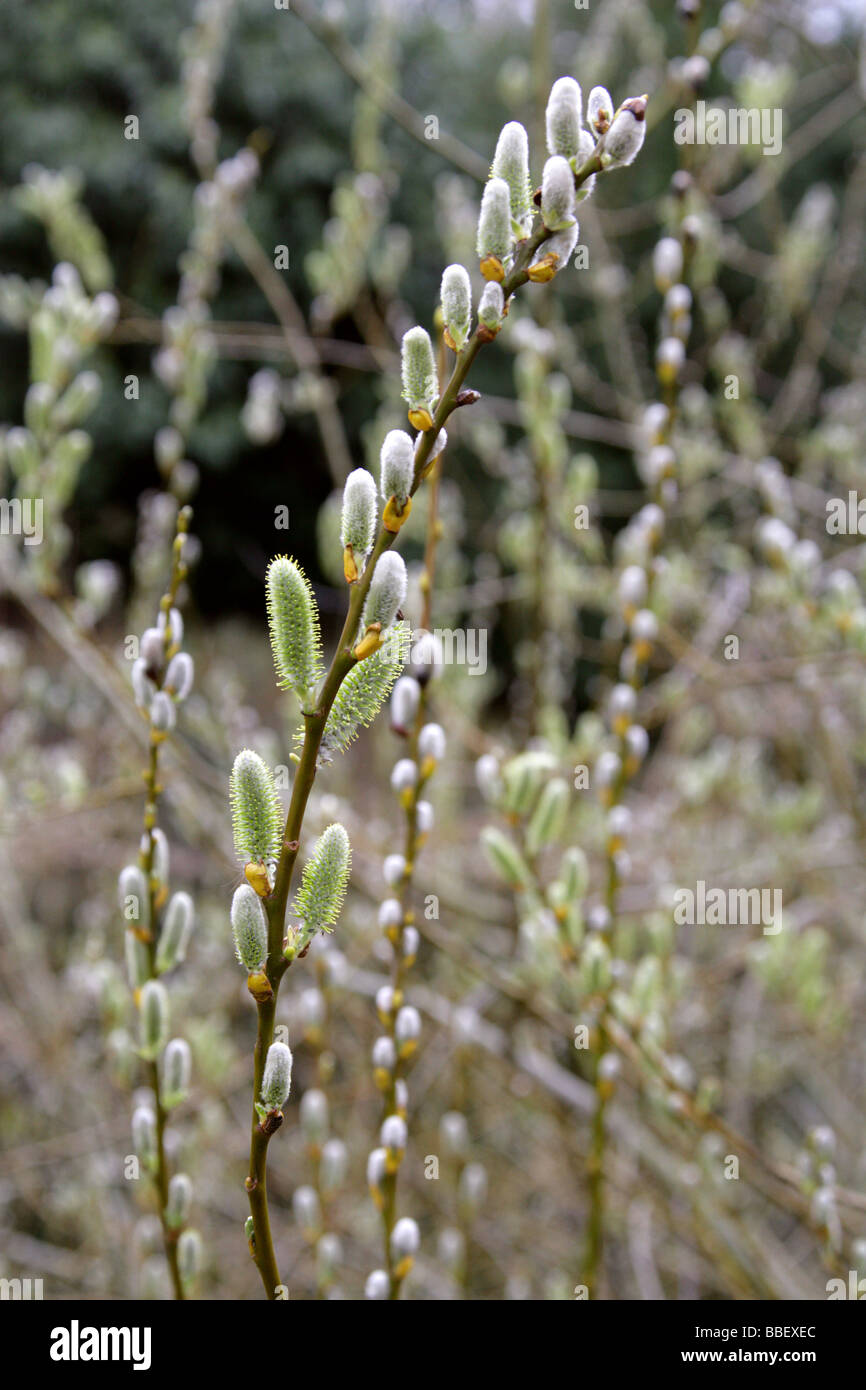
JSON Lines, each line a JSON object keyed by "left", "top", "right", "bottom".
{"left": 241, "top": 193, "right": 598, "bottom": 1292}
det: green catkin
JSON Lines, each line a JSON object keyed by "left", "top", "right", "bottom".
{"left": 502, "top": 750, "right": 555, "bottom": 815}
{"left": 166, "top": 1173, "right": 193, "bottom": 1229}
{"left": 525, "top": 777, "right": 569, "bottom": 854}
{"left": 261, "top": 1040, "right": 293, "bottom": 1109}
{"left": 231, "top": 883, "right": 268, "bottom": 970}
{"left": 177, "top": 1228, "right": 202, "bottom": 1286}
{"left": 560, "top": 846, "right": 589, "bottom": 901}
{"left": 125, "top": 931, "right": 149, "bottom": 991}
{"left": 162, "top": 1036, "right": 191, "bottom": 1108}
{"left": 291, "top": 823, "right": 352, "bottom": 936}
{"left": 440, "top": 264, "right": 472, "bottom": 350}
{"left": 341, "top": 467, "right": 377, "bottom": 556}
{"left": 155, "top": 890, "right": 195, "bottom": 973}
{"left": 481, "top": 826, "right": 531, "bottom": 890}
{"left": 476, "top": 177, "right": 512, "bottom": 262}
{"left": 139, "top": 979, "right": 169, "bottom": 1060}
{"left": 491, "top": 121, "right": 532, "bottom": 230}
{"left": 400, "top": 327, "right": 438, "bottom": 414}
{"left": 545, "top": 77, "right": 583, "bottom": 159}
{"left": 265, "top": 555, "right": 323, "bottom": 699}
{"left": 319, "top": 621, "right": 408, "bottom": 758}
{"left": 230, "top": 748, "right": 282, "bottom": 865}
{"left": 132, "top": 1105, "right": 157, "bottom": 1168}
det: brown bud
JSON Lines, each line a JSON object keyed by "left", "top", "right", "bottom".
{"left": 621, "top": 95, "right": 648, "bottom": 122}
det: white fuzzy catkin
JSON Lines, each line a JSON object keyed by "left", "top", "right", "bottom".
{"left": 476, "top": 177, "right": 512, "bottom": 262}
{"left": 391, "top": 1216, "right": 420, "bottom": 1259}
{"left": 118, "top": 864, "right": 148, "bottom": 924}
{"left": 418, "top": 426, "right": 448, "bottom": 464}
{"left": 379, "top": 431, "right": 414, "bottom": 504}
{"left": 440, "top": 264, "right": 472, "bottom": 350}
{"left": 400, "top": 326, "right": 438, "bottom": 413}
{"left": 602, "top": 100, "right": 648, "bottom": 167}
{"left": 365, "top": 1269, "right": 390, "bottom": 1299}
{"left": 541, "top": 156, "right": 576, "bottom": 231}
{"left": 164, "top": 651, "right": 194, "bottom": 700}
{"left": 545, "top": 77, "right": 583, "bottom": 158}
{"left": 340, "top": 467, "right": 377, "bottom": 557}
{"left": 390, "top": 758, "right": 418, "bottom": 793}
{"left": 534, "top": 222, "right": 579, "bottom": 272}
{"left": 381, "top": 1114, "right": 407, "bottom": 1152}
{"left": 653, "top": 237, "right": 684, "bottom": 292}
{"left": 149, "top": 691, "right": 176, "bottom": 733}
{"left": 362, "top": 551, "right": 407, "bottom": 632}
{"left": 390, "top": 675, "right": 420, "bottom": 732}
{"left": 383, "top": 853, "right": 406, "bottom": 886}
{"left": 588, "top": 85, "right": 614, "bottom": 134}
{"left": 231, "top": 883, "right": 268, "bottom": 970}
{"left": 418, "top": 722, "right": 446, "bottom": 761}
{"left": 261, "top": 1040, "right": 293, "bottom": 1109}
{"left": 156, "top": 891, "right": 195, "bottom": 973}
{"left": 576, "top": 128, "right": 597, "bottom": 199}
{"left": 478, "top": 280, "right": 505, "bottom": 329}
{"left": 492, "top": 121, "right": 532, "bottom": 227}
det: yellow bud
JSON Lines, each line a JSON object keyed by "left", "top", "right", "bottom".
{"left": 528, "top": 254, "right": 558, "bottom": 283}
{"left": 247, "top": 971, "right": 273, "bottom": 1003}
{"left": 443, "top": 327, "right": 458, "bottom": 353}
{"left": 480, "top": 254, "right": 505, "bottom": 283}
{"left": 419, "top": 755, "right": 436, "bottom": 781}
{"left": 343, "top": 544, "right": 358, "bottom": 584}
{"left": 244, "top": 861, "right": 271, "bottom": 898}
{"left": 373, "top": 1067, "right": 391, "bottom": 1092}
{"left": 398, "top": 1038, "right": 418, "bottom": 1061}
{"left": 369, "top": 1184, "right": 385, "bottom": 1210}
{"left": 354, "top": 623, "right": 384, "bottom": 661}
{"left": 383, "top": 494, "right": 413, "bottom": 534}
{"left": 394, "top": 1255, "right": 414, "bottom": 1280}
{"left": 408, "top": 406, "right": 433, "bottom": 431}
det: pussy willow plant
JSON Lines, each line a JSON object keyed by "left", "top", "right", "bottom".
{"left": 365, "top": 570, "right": 445, "bottom": 1296}
{"left": 121, "top": 505, "right": 200, "bottom": 1299}
{"left": 2, "top": 257, "right": 117, "bottom": 597}
{"left": 229, "top": 74, "right": 648, "bottom": 1298}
